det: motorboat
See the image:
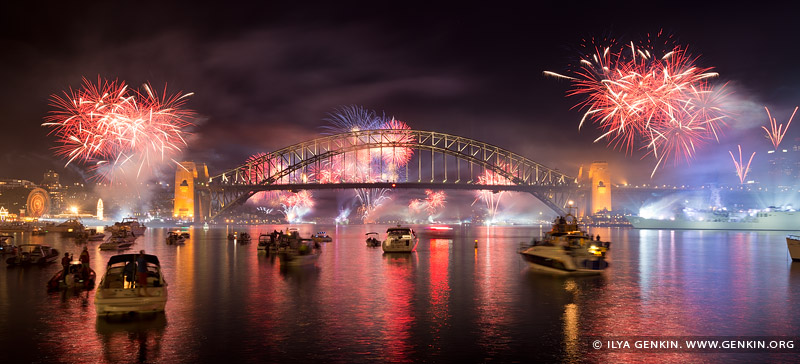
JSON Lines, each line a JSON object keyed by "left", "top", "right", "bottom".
{"left": 166, "top": 231, "right": 186, "bottom": 245}
{"left": 311, "top": 232, "right": 333, "bottom": 243}
{"left": 421, "top": 225, "right": 455, "bottom": 238}
{"left": 109, "top": 217, "right": 147, "bottom": 236}
{"left": 75, "top": 228, "right": 102, "bottom": 243}
{"left": 278, "top": 240, "right": 321, "bottom": 266}
{"left": 365, "top": 232, "right": 381, "bottom": 247}
{"left": 0, "top": 222, "right": 33, "bottom": 232}
{"left": 227, "top": 232, "right": 236, "bottom": 241}
{"left": 788, "top": 235, "right": 800, "bottom": 262}
{"left": 87, "top": 231, "right": 107, "bottom": 241}
{"left": 381, "top": 226, "right": 418, "bottom": 253}
{"left": 238, "top": 232, "right": 251, "bottom": 243}
{"left": 53, "top": 218, "right": 86, "bottom": 237}
{"left": 47, "top": 260, "right": 95, "bottom": 291}
{"left": 258, "top": 233, "right": 275, "bottom": 252}
{"left": 99, "top": 230, "right": 137, "bottom": 251}
{"left": 0, "top": 235, "right": 17, "bottom": 255}
{"left": 99, "top": 239, "right": 135, "bottom": 251}
{"left": 94, "top": 253, "right": 168, "bottom": 316}
{"left": 31, "top": 226, "right": 47, "bottom": 235}
{"left": 180, "top": 232, "right": 190, "bottom": 239}
{"left": 6, "top": 244, "right": 60, "bottom": 266}
{"left": 518, "top": 211, "right": 609, "bottom": 276}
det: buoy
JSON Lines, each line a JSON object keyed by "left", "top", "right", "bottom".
{"left": 474, "top": 239, "right": 478, "bottom": 249}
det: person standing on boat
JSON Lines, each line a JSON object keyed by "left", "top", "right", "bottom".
{"left": 79, "top": 247, "right": 90, "bottom": 280}
{"left": 136, "top": 250, "right": 148, "bottom": 295}
{"left": 61, "top": 252, "right": 71, "bottom": 279}
{"left": 79, "top": 247, "right": 89, "bottom": 266}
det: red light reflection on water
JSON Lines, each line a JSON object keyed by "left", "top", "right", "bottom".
{"left": 378, "top": 252, "right": 417, "bottom": 362}
{"left": 473, "top": 226, "right": 515, "bottom": 356}
{"left": 427, "top": 238, "right": 451, "bottom": 348}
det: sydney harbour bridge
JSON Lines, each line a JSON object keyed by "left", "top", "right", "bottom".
{"left": 186, "top": 129, "right": 586, "bottom": 222}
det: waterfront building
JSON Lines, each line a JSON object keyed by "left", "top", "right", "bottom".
{"left": 40, "top": 170, "right": 64, "bottom": 213}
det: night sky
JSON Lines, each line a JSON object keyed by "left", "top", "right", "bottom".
{"left": 2, "top": 1, "right": 799, "bottom": 185}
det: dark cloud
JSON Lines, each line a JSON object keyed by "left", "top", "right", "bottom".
{"left": 1, "top": 2, "right": 799, "bottom": 187}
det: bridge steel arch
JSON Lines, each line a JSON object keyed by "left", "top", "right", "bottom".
{"left": 201, "top": 130, "right": 581, "bottom": 220}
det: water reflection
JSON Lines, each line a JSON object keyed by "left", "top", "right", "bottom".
{"left": 3, "top": 225, "right": 800, "bottom": 362}
{"left": 96, "top": 314, "right": 167, "bottom": 363}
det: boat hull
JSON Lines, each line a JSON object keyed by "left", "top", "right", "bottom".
{"left": 788, "top": 236, "right": 800, "bottom": 262}
{"left": 628, "top": 211, "right": 800, "bottom": 231}
{"left": 99, "top": 242, "right": 134, "bottom": 251}
{"left": 518, "top": 246, "right": 607, "bottom": 276}
{"left": 382, "top": 238, "right": 417, "bottom": 253}
{"left": 95, "top": 288, "right": 168, "bottom": 315}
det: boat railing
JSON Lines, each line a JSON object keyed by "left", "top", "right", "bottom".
{"left": 788, "top": 235, "right": 800, "bottom": 240}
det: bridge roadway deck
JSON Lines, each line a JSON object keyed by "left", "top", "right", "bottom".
{"left": 205, "top": 182, "right": 578, "bottom": 193}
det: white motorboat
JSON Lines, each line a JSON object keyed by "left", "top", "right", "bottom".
{"left": 95, "top": 253, "right": 168, "bottom": 316}
{"left": 311, "top": 232, "right": 332, "bottom": 243}
{"left": 109, "top": 217, "right": 147, "bottom": 236}
{"left": 518, "top": 245, "right": 608, "bottom": 276}
{"left": 381, "top": 226, "right": 418, "bottom": 253}
{"left": 788, "top": 235, "right": 800, "bottom": 262}
{"left": 99, "top": 230, "right": 137, "bottom": 251}
{"left": 518, "top": 211, "right": 609, "bottom": 276}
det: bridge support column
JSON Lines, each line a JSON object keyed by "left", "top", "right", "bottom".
{"left": 589, "top": 161, "right": 612, "bottom": 214}
{"left": 174, "top": 162, "right": 210, "bottom": 223}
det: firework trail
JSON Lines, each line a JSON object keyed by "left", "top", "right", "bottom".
{"left": 728, "top": 145, "right": 755, "bottom": 184}
{"left": 356, "top": 188, "right": 390, "bottom": 222}
{"left": 43, "top": 77, "right": 194, "bottom": 181}
{"left": 471, "top": 164, "right": 514, "bottom": 223}
{"left": 546, "top": 33, "right": 729, "bottom": 176}
{"left": 762, "top": 106, "right": 797, "bottom": 150}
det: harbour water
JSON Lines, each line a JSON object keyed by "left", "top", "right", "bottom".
{"left": 1, "top": 225, "right": 799, "bottom": 363}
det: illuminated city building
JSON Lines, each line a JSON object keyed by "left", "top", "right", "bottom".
{"left": 588, "top": 161, "right": 611, "bottom": 214}
{"left": 767, "top": 146, "right": 800, "bottom": 187}
{"left": 174, "top": 161, "right": 209, "bottom": 222}
{"left": 40, "top": 170, "right": 64, "bottom": 213}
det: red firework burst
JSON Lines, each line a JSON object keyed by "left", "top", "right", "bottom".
{"left": 547, "top": 33, "right": 729, "bottom": 176}
{"left": 379, "top": 118, "right": 414, "bottom": 166}
{"left": 43, "top": 77, "right": 194, "bottom": 181}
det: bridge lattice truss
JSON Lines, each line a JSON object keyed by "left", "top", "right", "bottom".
{"left": 202, "top": 129, "right": 580, "bottom": 220}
